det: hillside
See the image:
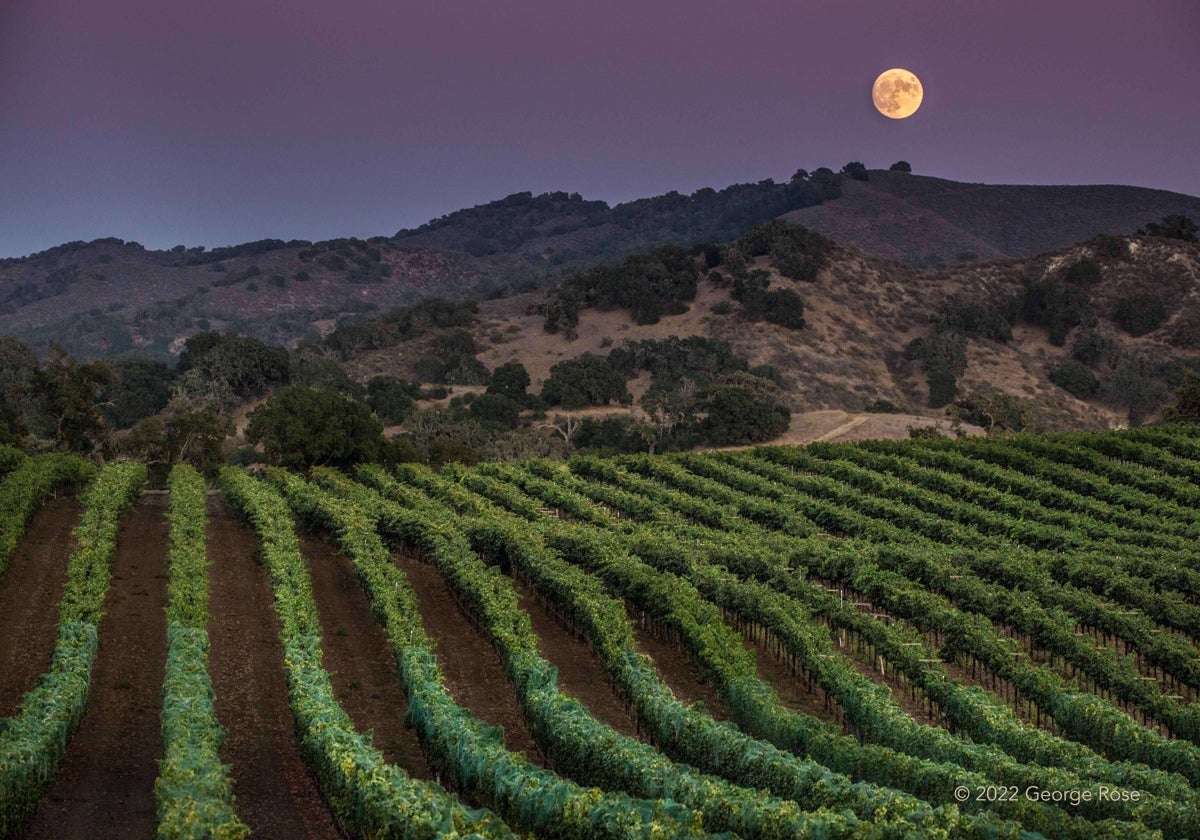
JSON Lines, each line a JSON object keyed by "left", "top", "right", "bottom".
{"left": 0, "top": 172, "right": 835, "bottom": 361}
{"left": 0, "top": 237, "right": 486, "bottom": 360}
{"left": 784, "top": 170, "right": 1200, "bottom": 267}
{"left": 347, "top": 230, "right": 1200, "bottom": 435}
{"left": 5, "top": 170, "right": 1196, "bottom": 362}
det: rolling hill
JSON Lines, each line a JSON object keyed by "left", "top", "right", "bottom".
{"left": 4, "top": 169, "right": 1197, "bottom": 365}
{"left": 783, "top": 169, "right": 1200, "bottom": 267}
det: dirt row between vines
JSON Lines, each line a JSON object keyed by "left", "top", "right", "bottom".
{"left": 0, "top": 496, "right": 80, "bottom": 720}
{"left": 205, "top": 498, "right": 342, "bottom": 840}
{"left": 299, "top": 533, "right": 432, "bottom": 780}
{"left": 22, "top": 498, "right": 170, "bottom": 838}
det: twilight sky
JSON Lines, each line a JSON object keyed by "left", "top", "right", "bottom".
{"left": 2, "top": 0, "right": 1198, "bottom": 258}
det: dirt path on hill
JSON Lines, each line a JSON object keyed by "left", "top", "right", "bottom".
{"left": 300, "top": 533, "right": 433, "bottom": 780}
{"left": 22, "top": 499, "right": 169, "bottom": 839}
{"left": 816, "top": 415, "right": 870, "bottom": 442}
{"left": 205, "top": 498, "right": 341, "bottom": 840}
{"left": 0, "top": 496, "right": 80, "bottom": 719}
{"left": 395, "top": 552, "right": 544, "bottom": 766}
{"left": 513, "top": 580, "right": 639, "bottom": 738}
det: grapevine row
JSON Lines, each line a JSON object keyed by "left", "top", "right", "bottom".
{"left": 361, "top": 464, "right": 1023, "bottom": 839}
{"left": 0, "top": 453, "right": 95, "bottom": 579}
{"left": 635, "top": 453, "right": 1200, "bottom": 731}
{"left": 154, "top": 465, "right": 248, "bottom": 839}
{"left": 559, "top": 452, "right": 1200, "bottom": 782}
{"left": 0, "top": 461, "right": 145, "bottom": 836}
{"left": 474, "top": 460, "right": 1199, "bottom": 836}
{"left": 217, "top": 467, "right": 515, "bottom": 839}
{"left": 310, "top": 467, "right": 910, "bottom": 839}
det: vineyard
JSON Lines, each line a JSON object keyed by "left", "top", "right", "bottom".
{"left": 1, "top": 426, "right": 1200, "bottom": 838}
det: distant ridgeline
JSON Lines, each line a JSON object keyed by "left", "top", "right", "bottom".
{"left": 392, "top": 167, "right": 842, "bottom": 266}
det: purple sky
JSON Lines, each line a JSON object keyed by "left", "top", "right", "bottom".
{"left": 2, "top": 0, "right": 1198, "bottom": 258}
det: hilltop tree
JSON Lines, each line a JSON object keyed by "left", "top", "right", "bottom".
{"left": 841, "top": 161, "right": 869, "bottom": 181}
{"left": 889, "top": 161, "right": 912, "bottom": 172}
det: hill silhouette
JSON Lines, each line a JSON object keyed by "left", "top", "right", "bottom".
{"left": 784, "top": 169, "right": 1200, "bottom": 267}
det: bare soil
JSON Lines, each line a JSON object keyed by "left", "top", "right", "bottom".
{"left": 22, "top": 499, "right": 169, "bottom": 839}
{"left": 0, "top": 496, "right": 80, "bottom": 719}
{"left": 512, "top": 580, "right": 639, "bottom": 738}
{"left": 630, "top": 617, "right": 729, "bottom": 720}
{"left": 740, "top": 635, "right": 842, "bottom": 726}
{"left": 395, "top": 552, "right": 544, "bottom": 765}
{"left": 836, "top": 643, "right": 953, "bottom": 732}
{"left": 299, "top": 533, "right": 432, "bottom": 779}
{"left": 205, "top": 498, "right": 341, "bottom": 839}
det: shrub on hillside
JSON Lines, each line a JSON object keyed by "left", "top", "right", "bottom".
{"left": 542, "top": 244, "right": 700, "bottom": 333}
{"left": 1112, "top": 293, "right": 1167, "bottom": 337}
{"left": 937, "top": 295, "right": 1016, "bottom": 342}
{"left": 366, "top": 375, "right": 419, "bottom": 425}
{"left": 905, "top": 329, "right": 968, "bottom": 408}
{"left": 486, "top": 361, "right": 531, "bottom": 405}
{"left": 442, "top": 356, "right": 491, "bottom": 386}
{"left": 1139, "top": 214, "right": 1198, "bottom": 243}
{"left": 761, "top": 288, "right": 806, "bottom": 329}
{"left": 1163, "top": 370, "right": 1200, "bottom": 423}
{"left": 926, "top": 369, "right": 958, "bottom": 409}
{"left": 607, "top": 336, "right": 747, "bottom": 386}
{"left": 952, "top": 392, "right": 1033, "bottom": 433}
{"left": 1163, "top": 357, "right": 1200, "bottom": 387}
{"left": 1020, "top": 277, "right": 1092, "bottom": 345}
{"left": 733, "top": 219, "right": 829, "bottom": 283}
{"left": 866, "top": 399, "right": 902, "bottom": 414}
{"left": 1091, "top": 234, "right": 1129, "bottom": 261}
{"left": 1069, "top": 328, "right": 1119, "bottom": 366}
{"left": 468, "top": 393, "right": 521, "bottom": 431}
{"left": 1107, "top": 351, "right": 1171, "bottom": 425}
{"left": 1060, "top": 257, "right": 1102, "bottom": 286}
{"left": 1049, "top": 360, "right": 1101, "bottom": 398}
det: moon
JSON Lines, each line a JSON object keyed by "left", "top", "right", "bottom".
{"left": 872, "top": 68, "right": 923, "bottom": 119}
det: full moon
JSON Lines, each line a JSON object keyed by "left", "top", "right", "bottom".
{"left": 872, "top": 68, "right": 923, "bottom": 119}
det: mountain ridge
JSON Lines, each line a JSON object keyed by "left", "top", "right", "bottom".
{"left": 1, "top": 169, "right": 1197, "bottom": 369}
{"left": 783, "top": 170, "right": 1200, "bottom": 267}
